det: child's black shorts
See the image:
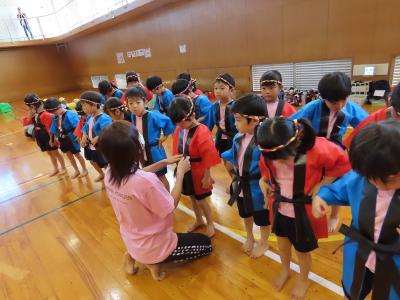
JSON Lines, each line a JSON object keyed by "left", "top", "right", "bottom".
{"left": 84, "top": 148, "right": 107, "bottom": 168}
{"left": 237, "top": 197, "right": 270, "bottom": 226}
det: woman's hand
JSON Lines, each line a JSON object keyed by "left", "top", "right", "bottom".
{"left": 176, "top": 157, "right": 190, "bottom": 176}
{"left": 164, "top": 154, "right": 183, "bottom": 165}
{"left": 312, "top": 196, "right": 329, "bottom": 218}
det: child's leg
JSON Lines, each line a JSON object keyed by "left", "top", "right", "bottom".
{"left": 250, "top": 225, "right": 271, "bottom": 259}
{"left": 328, "top": 206, "right": 340, "bottom": 233}
{"left": 123, "top": 252, "right": 138, "bottom": 275}
{"left": 90, "top": 161, "right": 104, "bottom": 182}
{"left": 291, "top": 250, "right": 312, "bottom": 300}
{"left": 47, "top": 150, "right": 60, "bottom": 176}
{"left": 74, "top": 153, "right": 88, "bottom": 177}
{"left": 144, "top": 263, "right": 166, "bottom": 281}
{"left": 66, "top": 152, "right": 80, "bottom": 178}
{"left": 242, "top": 217, "right": 255, "bottom": 254}
{"left": 272, "top": 237, "right": 292, "bottom": 291}
{"left": 53, "top": 149, "right": 66, "bottom": 174}
{"left": 187, "top": 196, "right": 206, "bottom": 233}
{"left": 197, "top": 197, "right": 215, "bottom": 238}
{"left": 159, "top": 175, "right": 170, "bottom": 191}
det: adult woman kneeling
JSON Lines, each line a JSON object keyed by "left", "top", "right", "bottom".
{"left": 98, "top": 121, "right": 212, "bottom": 281}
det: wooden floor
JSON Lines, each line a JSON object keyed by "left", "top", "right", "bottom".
{"left": 0, "top": 92, "right": 380, "bottom": 300}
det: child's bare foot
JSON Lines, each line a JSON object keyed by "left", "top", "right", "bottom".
{"left": 94, "top": 175, "right": 104, "bottom": 182}
{"left": 242, "top": 238, "right": 254, "bottom": 254}
{"left": 145, "top": 264, "right": 166, "bottom": 281}
{"left": 71, "top": 171, "right": 80, "bottom": 179}
{"left": 187, "top": 222, "right": 206, "bottom": 233}
{"left": 250, "top": 242, "right": 268, "bottom": 258}
{"left": 79, "top": 170, "right": 88, "bottom": 178}
{"left": 49, "top": 170, "right": 59, "bottom": 177}
{"left": 291, "top": 278, "right": 310, "bottom": 300}
{"left": 58, "top": 168, "right": 67, "bottom": 175}
{"left": 328, "top": 217, "right": 340, "bottom": 233}
{"left": 123, "top": 252, "right": 138, "bottom": 275}
{"left": 272, "top": 269, "right": 290, "bottom": 291}
{"left": 206, "top": 224, "right": 215, "bottom": 238}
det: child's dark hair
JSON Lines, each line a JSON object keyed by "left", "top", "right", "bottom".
{"left": 390, "top": 83, "right": 400, "bottom": 113}
{"left": 318, "top": 72, "right": 351, "bottom": 102}
{"left": 349, "top": 120, "right": 400, "bottom": 183}
{"left": 260, "top": 70, "right": 282, "bottom": 87}
{"left": 256, "top": 117, "right": 316, "bottom": 160}
{"left": 145, "top": 75, "right": 162, "bottom": 91}
{"left": 125, "top": 87, "right": 147, "bottom": 101}
{"left": 177, "top": 72, "right": 197, "bottom": 92}
{"left": 79, "top": 91, "right": 102, "bottom": 108}
{"left": 171, "top": 79, "right": 191, "bottom": 96}
{"left": 104, "top": 97, "right": 125, "bottom": 114}
{"left": 215, "top": 73, "right": 235, "bottom": 89}
{"left": 98, "top": 80, "right": 113, "bottom": 95}
{"left": 98, "top": 121, "right": 143, "bottom": 186}
{"left": 126, "top": 71, "right": 139, "bottom": 84}
{"left": 24, "top": 93, "right": 42, "bottom": 109}
{"left": 168, "top": 97, "right": 194, "bottom": 124}
{"left": 231, "top": 93, "right": 266, "bottom": 122}
{"left": 43, "top": 97, "right": 61, "bottom": 111}
{"left": 75, "top": 101, "right": 86, "bottom": 116}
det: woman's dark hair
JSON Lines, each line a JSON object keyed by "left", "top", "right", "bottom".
{"left": 390, "top": 83, "right": 400, "bottom": 113}
{"left": 260, "top": 70, "right": 282, "bottom": 86}
{"left": 349, "top": 120, "right": 400, "bottom": 183}
{"left": 145, "top": 75, "right": 162, "bottom": 91}
{"left": 171, "top": 79, "right": 191, "bottom": 95}
{"left": 98, "top": 121, "right": 143, "bottom": 186}
{"left": 168, "top": 97, "right": 193, "bottom": 124}
{"left": 125, "top": 87, "right": 147, "bottom": 101}
{"left": 231, "top": 93, "right": 266, "bottom": 121}
{"left": 318, "top": 72, "right": 351, "bottom": 102}
{"left": 98, "top": 80, "right": 113, "bottom": 95}
{"left": 79, "top": 91, "right": 102, "bottom": 108}
{"left": 104, "top": 97, "right": 125, "bottom": 114}
{"left": 256, "top": 117, "right": 316, "bottom": 160}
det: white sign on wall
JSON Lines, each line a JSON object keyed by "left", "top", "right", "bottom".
{"left": 115, "top": 74, "right": 127, "bottom": 90}
{"left": 179, "top": 44, "right": 187, "bottom": 54}
{"left": 116, "top": 52, "right": 125, "bottom": 64}
{"left": 127, "top": 48, "right": 152, "bottom": 59}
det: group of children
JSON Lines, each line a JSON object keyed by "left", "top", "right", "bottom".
{"left": 22, "top": 69, "right": 400, "bottom": 300}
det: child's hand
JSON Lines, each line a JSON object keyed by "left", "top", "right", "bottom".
{"left": 397, "top": 226, "right": 400, "bottom": 235}
{"left": 158, "top": 135, "right": 167, "bottom": 147}
{"left": 259, "top": 178, "right": 273, "bottom": 201}
{"left": 201, "top": 174, "right": 214, "bottom": 189}
{"left": 165, "top": 154, "right": 183, "bottom": 165}
{"left": 312, "top": 196, "right": 329, "bottom": 218}
{"left": 176, "top": 157, "right": 190, "bottom": 176}
{"left": 80, "top": 136, "right": 88, "bottom": 148}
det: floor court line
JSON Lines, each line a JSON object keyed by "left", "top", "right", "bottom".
{"left": 177, "top": 203, "right": 345, "bottom": 297}
{"left": 0, "top": 188, "right": 103, "bottom": 238}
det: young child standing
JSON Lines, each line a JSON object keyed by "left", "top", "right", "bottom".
{"left": 104, "top": 97, "right": 132, "bottom": 122}
{"left": 257, "top": 117, "right": 351, "bottom": 300}
{"left": 44, "top": 98, "right": 88, "bottom": 179}
{"left": 145, "top": 75, "right": 174, "bottom": 114}
{"left": 23, "top": 93, "right": 66, "bottom": 176}
{"left": 80, "top": 91, "right": 113, "bottom": 182}
{"left": 126, "top": 87, "right": 175, "bottom": 190}
{"left": 121, "top": 71, "right": 153, "bottom": 104}
{"left": 98, "top": 80, "right": 124, "bottom": 104}
{"left": 169, "top": 97, "right": 221, "bottom": 237}
{"left": 260, "top": 70, "right": 296, "bottom": 118}
{"left": 289, "top": 72, "right": 368, "bottom": 232}
{"left": 221, "top": 93, "right": 271, "bottom": 258}
{"left": 313, "top": 120, "right": 400, "bottom": 300}
{"left": 171, "top": 78, "right": 212, "bottom": 123}
{"left": 73, "top": 101, "right": 86, "bottom": 145}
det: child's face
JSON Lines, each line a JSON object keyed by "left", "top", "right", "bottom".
{"left": 176, "top": 115, "right": 195, "bottom": 129}
{"left": 234, "top": 113, "right": 258, "bottom": 134}
{"left": 214, "top": 81, "right": 232, "bottom": 102}
{"left": 152, "top": 85, "right": 164, "bottom": 96}
{"left": 369, "top": 173, "right": 400, "bottom": 190}
{"left": 81, "top": 102, "right": 95, "bottom": 115}
{"left": 127, "top": 97, "right": 146, "bottom": 116}
{"left": 52, "top": 107, "right": 63, "bottom": 116}
{"left": 324, "top": 99, "right": 347, "bottom": 112}
{"left": 261, "top": 83, "right": 280, "bottom": 102}
{"left": 127, "top": 81, "right": 140, "bottom": 88}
